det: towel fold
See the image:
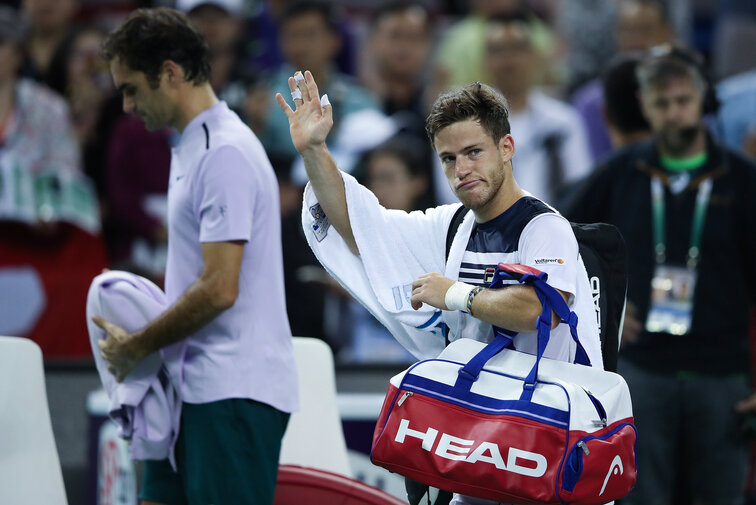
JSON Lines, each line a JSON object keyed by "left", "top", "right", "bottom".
{"left": 86, "top": 271, "right": 181, "bottom": 466}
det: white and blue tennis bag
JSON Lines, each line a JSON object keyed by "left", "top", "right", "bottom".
{"left": 371, "top": 264, "right": 637, "bottom": 505}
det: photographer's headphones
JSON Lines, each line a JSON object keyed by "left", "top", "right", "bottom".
{"left": 645, "top": 44, "right": 721, "bottom": 115}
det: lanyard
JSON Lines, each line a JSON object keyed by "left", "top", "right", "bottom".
{"left": 650, "top": 175, "right": 713, "bottom": 268}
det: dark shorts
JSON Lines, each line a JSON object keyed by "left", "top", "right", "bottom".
{"left": 139, "top": 398, "right": 290, "bottom": 505}
{"left": 618, "top": 358, "right": 750, "bottom": 505}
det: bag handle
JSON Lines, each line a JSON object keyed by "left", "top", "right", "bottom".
{"left": 454, "top": 264, "right": 590, "bottom": 396}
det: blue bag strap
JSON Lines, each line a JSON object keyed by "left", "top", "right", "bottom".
{"left": 454, "top": 332, "right": 516, "bottom": 390}
{"left": 519, "top": 279, "right": 552, "bottom": 401}
{"left": 530, "top": 277, "right": 591, "bottom": 367}
{"left": 454, "top": 264, "right": 591, "bottom": 398}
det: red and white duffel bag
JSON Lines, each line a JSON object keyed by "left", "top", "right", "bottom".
{"left": 370, "top": 264, "right": 637, "bottom": 505}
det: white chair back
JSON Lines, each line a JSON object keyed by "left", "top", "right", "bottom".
{"left": 279, "top": 337, "right": 351, "bottom": 476}
{"left": 0, "top": 336, "right": 68, "bottom": 504}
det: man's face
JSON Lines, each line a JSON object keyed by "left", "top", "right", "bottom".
{"left": 371, "top": 8, "right": 430, "bottom": 79}
{"left": 435, "top": 119, "right": 513, "bottom": 216}
{"left": 22, "top": 0, "right": 78, "bottom": 33}
{"left": 188, "top": 5, "right": 240, "bottom": 52}
{"left": 617, "top": 1, "right": 673, "bottom": 52}
{"left": 367, "top": 152, "right": 425, "bottom": 212}
{"left": 484, "top": 22, "right": 534, "bottom": 98}
{"left": 110, "top": 57, "right": 175, "bottom": 131}
{"left": 280, "top": 11, "right": 338, "bottom": 74}
{"left": 640, "top": 76, "right": 704, "bottom": 155}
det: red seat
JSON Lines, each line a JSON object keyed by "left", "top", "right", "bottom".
{"left": 275, "top": 465, "right": 406, "bottom": 505}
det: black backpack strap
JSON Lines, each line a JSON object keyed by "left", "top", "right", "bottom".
{"left": 443, "top": 205, "right": 471, "bottom": 346}
{"left": 445, "top": 205, "right": 470, "bottom": 262}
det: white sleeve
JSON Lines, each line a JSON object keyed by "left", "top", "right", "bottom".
{"left": 518, "top": 213, "right": 579, "bottom": 304}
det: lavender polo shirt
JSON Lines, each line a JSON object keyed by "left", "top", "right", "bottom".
{"left": 163, "top": 101, "right": 298, "bottom": 413}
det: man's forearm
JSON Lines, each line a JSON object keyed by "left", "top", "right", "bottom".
{"left": 130, "top": 277, "right": 230, "bottom": 358}
{"left": 300, "top": 144, "right": 358, "bottom": 254}
{"left": 469, "top": 285, "right": 562, "bottom": 333}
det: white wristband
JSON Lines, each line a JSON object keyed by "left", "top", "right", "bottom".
{"left": 445, "top": 281, "right": 474, "bottom": 312}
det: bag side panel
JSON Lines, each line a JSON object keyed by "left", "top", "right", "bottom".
{"left": 371, "top": 389, "right": 567, "bottom": 504}
{"left": 559, "top": 421, "right": 638, "bottom": 505}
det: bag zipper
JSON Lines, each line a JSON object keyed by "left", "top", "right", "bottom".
{"left": 397, "top": 391, "right": 413, "bottom": 407}
{"left": 581, "top": 387, "right": 608, "bottom": 427}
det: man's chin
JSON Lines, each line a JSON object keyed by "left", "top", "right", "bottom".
{"left": 660, "top": 127, "right": 700, "bottom": 154}
{"left": 456, "top": 194, "right": 482, "bottom": 212}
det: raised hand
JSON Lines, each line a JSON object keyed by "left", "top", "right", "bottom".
{"left": 275, "top": 70, "right": 333, "bottom": 154}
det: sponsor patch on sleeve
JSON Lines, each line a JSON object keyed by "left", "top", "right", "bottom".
{"left": 309, "top": 203, "right": 330, "bottom": 242}
{"left": 533, "top": 258, "right": 565, "bottom": 266}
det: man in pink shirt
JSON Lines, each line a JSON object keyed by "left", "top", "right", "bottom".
{"left": 94, "top": 8, "right": 298, "bottom": 505}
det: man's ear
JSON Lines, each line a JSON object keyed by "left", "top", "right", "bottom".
{"left": 161, "top": 60, "right": 184, "bottom": 87}
{"left": 498, "top": 134, "right": 515, "bottom": 163}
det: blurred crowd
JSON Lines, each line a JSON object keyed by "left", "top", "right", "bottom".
{"left": 0, "top": 0, "right": 754, "bottom": 363}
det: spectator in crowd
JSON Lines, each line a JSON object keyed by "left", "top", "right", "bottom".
{"left": 237, "top": 0, "right": 283, "bottom": 77}
{"left": 571, "top": 0, "right": 675, "bottom": 162}
{"left": 484, "top": 13, "right": 591, "bottom": 207}
{"left": 555, "top": 0, "right": 617, "bottom": 96}
{"left": 258, "top": 1, "right": 379, "bottom": 163}
{"left": 45, "top": 25, "right": 122, "bottom": 218}
{"left": 558, "top": 0, "right": 690, "bottom": 96}
{"left": 0, "top": 5, "right": 81, "bottom": 225}
{"left": 362, "top": 1, "right": 434, "bottom": 141}
{"left": 601, "top": 53, "right": 651, "bottom": 148}
{"left": 432, "top": 0, "right": 555, "bottom": 94}
{"left": 565, "top": 46, "right": 756, "bottom": 505}
{"left": 357, "top": 134, "right": 434, "bottom": 214}
{"left": 0, "top": 6, "right": 106, "bottom": 358}
{"left": 177, "top": 0, "right": 248, "bottom": 113}
{"left": 20, "top": 0, "right": 79, "bottom": 81}
{"left": 360, "top": 1, "right": 444, "bottom": 206}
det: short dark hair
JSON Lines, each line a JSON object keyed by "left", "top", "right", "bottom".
{"left": 102, "top": 7, "right": 211, "bottom": 88}
{"left": 425, "top": 82, "right": 511, "bottom": 145}
{"left": 363, "top": 134, "right": 430, "bottom": 179}
{"left": 369, "top": 1, "right": 431, "bottom": 32}
{"left": 280, "top": 1, "right": 339, "bottom": 33}
{"left": 636, "top": 45, "right": 706, "bottom": 94}
{"left": 602, "top": 54, "right": 649, "bottom": 134}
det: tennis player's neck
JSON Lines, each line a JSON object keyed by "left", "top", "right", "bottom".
{"left": 175, "top": 84, "right": 219, "bottom": 133}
